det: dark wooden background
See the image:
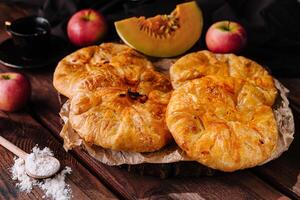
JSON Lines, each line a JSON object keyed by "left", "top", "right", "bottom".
{"left": 0, "top": 2, "right": 300, "bottom": 200}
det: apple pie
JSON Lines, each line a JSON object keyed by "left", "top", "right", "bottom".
{"left": 54, "top": 43, "right": 173, "bottom": 152}
{"left": 167, "top": 51, "right": 278, "bottom": 171}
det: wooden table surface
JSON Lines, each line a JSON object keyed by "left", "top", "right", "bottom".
{"left": 0, "top": 2, "right": 300, "bottom": 200}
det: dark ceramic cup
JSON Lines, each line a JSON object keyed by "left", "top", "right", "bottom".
{"left": 5, "top": 16, "right": 51, "bottom": 58}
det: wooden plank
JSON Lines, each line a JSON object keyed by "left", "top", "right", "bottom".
{"left": 0, "top": 110, "right": 117, "bottom": 200}
{"left": 0, "top": 62, "right": 289, "bottom": 200}
{"left": 0, "top": 2, "right": 294, "bottom": 198}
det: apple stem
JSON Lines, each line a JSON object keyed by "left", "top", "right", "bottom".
{"left": 87, "top": 10, "right": 91, "bottom": 19}
{"left": 82, "top": 10, "right": 92, "bottom": 21}
{"left": 227, "top": 21, "right": 230, "bottom": 31}
{"left": 2, "top": 75, "right": 10, "bottom": 80}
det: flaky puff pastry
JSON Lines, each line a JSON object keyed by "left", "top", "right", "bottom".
{"left": 170, "top": 51, "right": 277, "bottom": 106}
{"left": 53, "top": 43, "right": 171, "bottom": 98}
{"left": 70, "top": 87, "right": 172, "bottom": 152}
{"left": 54, "top": 43, "right": 173, "bottom": 152}
{"left": 166, "top": 76, "right": 278, "bottom": 171}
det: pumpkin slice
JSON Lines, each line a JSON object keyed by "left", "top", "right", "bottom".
{"left": 114, "top": 1, "right": 203, "bottom": 57}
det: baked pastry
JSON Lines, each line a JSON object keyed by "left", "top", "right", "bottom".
{"left": 69, "top": 87, "right": 172, "bottom": 152}
{"left": 166, "top": 76, "right": 278, "bottom": 171}
{"left": 170, "top": 50, "right": 277, "bottom": 106}
{"left": 54, "top": 43, "right": 173, "bottom": 152}
{"left": 53, "top": 43, "right": 171, "bottom": 98}
{"left": 167, "top": 51, "right": 279, "bottom": 171}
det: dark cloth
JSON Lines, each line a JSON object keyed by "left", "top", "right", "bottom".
{"left": 7, "top": 0, "right": 300, "bottom": 76}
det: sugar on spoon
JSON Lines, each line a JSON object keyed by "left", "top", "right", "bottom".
{"left": 0, "top": 136, "right": 60, "bottom": 179}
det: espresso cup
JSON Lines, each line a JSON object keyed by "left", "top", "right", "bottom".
{"left": 5, "top": 16, "right": 51, "bottom": 58}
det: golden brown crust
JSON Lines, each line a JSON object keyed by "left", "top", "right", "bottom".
{"left": 170, "top": 50, "right": 277, "bottom": 106}
{"left": 53, "top": 43, "right": 171, "bottom": 98}
{"left": 54, "top": 43, "right": 173, "bottom": 152}
{"left": 166, "top": 76, "right": 278, "bottom": 171}
{"left": 70, "top": 87, "right": 172, "bottom": 152}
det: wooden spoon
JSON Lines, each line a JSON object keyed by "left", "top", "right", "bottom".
{"left": 0, "top": 136, "right": 60, "bottom": 179}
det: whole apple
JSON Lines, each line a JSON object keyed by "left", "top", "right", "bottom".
{"left": 0, "top": 73, "right": 31, "bottom": 112}
{"left": 67, "top": 9, "right": 107, "bottom": 47}
{"left": 206, "top": 21, "right": 247, "bottom": 53}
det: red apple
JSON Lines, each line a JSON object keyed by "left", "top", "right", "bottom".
{"left": 0, "top": 73, "right": 31, "bottom": 112}
{"left": 206, "top": 21, "right": 247, "bottom": 53}
{"left": 67, "top": 9, "right": 107, "bottom": 47}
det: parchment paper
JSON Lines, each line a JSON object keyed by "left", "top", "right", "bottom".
{"left": 58, "top": 60, "right": 295, "bottom": 166}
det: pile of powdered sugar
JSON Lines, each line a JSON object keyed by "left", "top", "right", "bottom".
{"left": 11, "top": 146, "right": 72, "bottom": 200}
{"left": 25, "top": 147, "right": 60, "bottom": 178}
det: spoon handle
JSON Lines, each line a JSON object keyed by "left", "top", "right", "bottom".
{"left": 0, "top": 136, "right": 28, "bottom": 159}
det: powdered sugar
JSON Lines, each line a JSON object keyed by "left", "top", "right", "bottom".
{"left": 25, "top": 146, "right": 60, "bottom": 177}
{"left": 39, "top": 167, "right": 72, "bottom": 200}
{"left": 11, "top": 157, "right": 37, "bottom": 192}
{"left": 11, "top": 146, "right": 72, "bottom": 200}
